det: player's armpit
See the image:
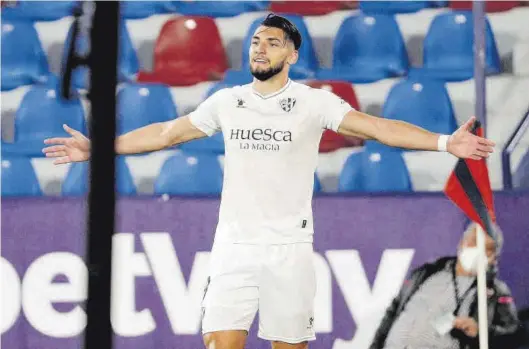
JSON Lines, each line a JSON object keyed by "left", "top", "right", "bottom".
{"left": 161, "top": 115, "right": 209, "bottom": 147}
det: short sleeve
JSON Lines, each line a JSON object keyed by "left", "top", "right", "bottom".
{"left": 188, "top": 90, "right": 225, "bottom": 136}
{"left": 314, "top": 89, "right": 355, "bottom": 132}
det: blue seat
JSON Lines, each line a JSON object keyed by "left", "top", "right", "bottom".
{"left": 314, "top": 173, "right": 322, "bottom": 193}
{"left": 221, "top": 69, "right": 254, "bottom": 85}
{"left": 338, "top": 150, "right": 412, "bottom": 193}
{"left": 117, "top": 84, "right": 177, "bottom": 134}
{"left": 62, "top": 157, "right": 136, "bottom": 196}
{"left": 1, "top": 1, "right": 77, "bottom": 21}
{"left": 359, "top": 1, "right": 429, "bottom": 13}
{"left": 179, "top": 133, "right": 225, "bottom": 154}
{"left": 382, "top": 78, "right": 458, "bottom": 138}
{"left": 1, "top": 20, "right": 50, "bottom": 91}
{"left": 154, "top": 153, "right": 223, "bottom": 195}
{"left": 317, "top": 14, "right": 408, "bottom": 83}
{"left": 9, "top": 84, "right": 86, "bottom": 156}
{"left": 409, "top": 11, "right": 501, "bottom": 82}
{"left": 120, "top": 1, "right": 172, "bottom": 19}
{"left": 171, "top": 1, "right": 269, "bottom": 17}
{"left": 1, "top": 156, "right": 42, "bottom": 196}
{"left": 63, "top": 20, "right": 139, "bottom": 89}
{"left": 242, "top": 15, "right": 319, "bottom": 80}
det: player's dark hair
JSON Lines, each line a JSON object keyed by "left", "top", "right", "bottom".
{"left": 260, "top": 13, "right": 302, "bottom": 50}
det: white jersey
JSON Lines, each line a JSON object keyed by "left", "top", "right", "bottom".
{"left": 189, "top": 80, "right": 354, "bottom": 244}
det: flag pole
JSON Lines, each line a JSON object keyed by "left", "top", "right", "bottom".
{"left": 476, "top": 224, "right": 489, "bottom": 349}
{"left": 473, "top": 1, "right": 489, "bottom": 347}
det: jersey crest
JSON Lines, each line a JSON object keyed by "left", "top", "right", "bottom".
{"left": 279, "top": 97, "right": 296, "bottom": 112}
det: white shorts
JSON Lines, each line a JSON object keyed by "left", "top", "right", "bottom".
{"left": 201, "top": 242, "right": 316, "bottom": 344}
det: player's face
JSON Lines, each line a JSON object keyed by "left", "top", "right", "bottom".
{"left": 249, "top": 26, "right": 297, "bottom": 81}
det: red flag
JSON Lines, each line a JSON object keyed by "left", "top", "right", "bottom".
{"left": 444, "top": 121, "right": 496, "bottom": 234}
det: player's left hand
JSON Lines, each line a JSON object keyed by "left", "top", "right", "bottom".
{"left": 447, "top": 116, "right": 495, "bottom": 160}
{"left": 453, "top": 316, "right": 479, "bottom": 337}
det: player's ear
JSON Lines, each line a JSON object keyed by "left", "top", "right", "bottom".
{"left": 287, "top": 50, "right": 299, "bottom": 65}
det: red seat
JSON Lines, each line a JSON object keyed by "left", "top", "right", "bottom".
{"left": 269, "top": 1, "right": 347, "bottom": 16}
{"left": 306, "top": 80, "right": 364, "bottom": 153}
{"left": 137, "top": 16, "right": 227, "bottom": 86}
{"left": 449, "top": 1, "right": 520, "bottom": 12}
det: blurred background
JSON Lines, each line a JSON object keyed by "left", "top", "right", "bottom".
{"left": 1, "top": 1, "right": 528, "bottom": 349}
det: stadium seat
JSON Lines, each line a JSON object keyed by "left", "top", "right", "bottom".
{"left": 383, "top": 78, "right": 457, "bottom": 137}
{"left": 1, "top": 1, "right": 77, "bottom": 21}
{"left": 9, "top": 84, "right": 86, "bottom": 157}
{"left": 179, "top": 133, "right": 225, "bottom": 154}
{"left": 305, "top": 80, "right": 364, "bottom": 152}
{"left": 314, "top": 173, "right": 322, "bottom": 193}
{"left": 120, "top": 1, "right": 173, "bottom": 19}
{"left": 241, "top": 15, "right": 319, "bottom": 80}
{"left": 1, "top": 157, "right": 43, "bottom": 196}
{"left": 62, "top": 157, "right": 136, "bottom": 196}
{"left": 221, "top": 69, "right": 254, "bottom": 86}
{"left": 63, "top": 20, "right": 139, "bottom": 89}
{"left": 1, "top": 20, "right": 50, "bottom": 91}
{"left": 137, "top": 16, "right": 227, "bottom": 86}
{"left": 269, "top": 1, "right": 346, "bottom": 16}
{"left": 154, "top": 153, "right": 223, "bottom": 195}
{"left": 449, "top": 1, "right": 520, "bottom": 13}
{"left": 338, "top": 150, "right": 412, "bottom": 193}
{"left": 171, "top": 1, "right": 269, "bottom": 17}
{"left": 316, "top": 14, "right": 408, "bottom": 83}
{"left": 359, "top": 1, "right": 429, "bottom": 13}
{"left": 409, "top": 11, "right": 501, "bottom": 82}
{"left": 117, "top": 83, "right": 177, "bottom": 135}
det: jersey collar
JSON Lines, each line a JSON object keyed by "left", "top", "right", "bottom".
{"left": 252, "top": 79, "right": 292, "bottom": 100}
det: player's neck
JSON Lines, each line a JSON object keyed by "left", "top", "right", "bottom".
{"left": 252, "top": 74, "right": 290, "bottom": 97}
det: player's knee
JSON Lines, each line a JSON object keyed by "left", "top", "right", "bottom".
{"left": 203, "top": 330, "right": 247, "bottom": 349}
{"left": 271, "top": 340, "right": 309, "bottom": 349}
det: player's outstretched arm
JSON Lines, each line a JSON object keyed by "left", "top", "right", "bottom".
{"left": 336, "top": 111, "right": 495, "bottom": 160}
{"left": 42, "top": 116, "right": 206, "bottom": 165}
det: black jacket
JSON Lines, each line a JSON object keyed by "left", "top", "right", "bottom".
{"left": 370, "top": 257, "right": 521, "bottom": 349}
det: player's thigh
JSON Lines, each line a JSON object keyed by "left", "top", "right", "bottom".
{"left": 271, "top": 340, "right": 309, "bottom": 349}
{"left": 258, "top": 243, "right": 316, "bottom": 343}
{"left": 202, "top": 243, "right": 260, "bottom": 335}
{"left": 203, "top": 330, "right": 247, "bottom": 349}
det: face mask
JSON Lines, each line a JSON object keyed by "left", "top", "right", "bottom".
{"left": 458, "top": 247, "right": 480, "bottom": 273}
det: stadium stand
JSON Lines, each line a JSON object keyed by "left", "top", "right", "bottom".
{"left": 117, "top": 83, "right": 177, "bottom": 135}
{"left": 338, "top": 149, "right": 413, "bottom": 192}
{"left": 316, "top": 13, "right": 409, "bottom": 83}
{"left": 1, "top": 156, "right": 43, "bottom": 196}
{"left": 408, "top": 11, "right": 501, "bottom": 81}
{"left": 61, "top": 156, "right": 137, "bottom": 196}
{"left": 1, "top": 19, "right": 50, "bottom": 91}
{"left": 137, "top": 16, "right": 228, "bottom": 86}
{"left": 1, "top": 2, "right": 528, "bottom": 195}
{"left": 153, "top": 152, "right": 224, "bottom": 195}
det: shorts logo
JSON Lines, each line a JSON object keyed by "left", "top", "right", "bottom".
{"left": 279, "top": 97, "right": 296, "bottom": 112}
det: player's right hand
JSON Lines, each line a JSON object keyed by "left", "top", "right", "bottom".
{"left": 42, "top": 124, "right": 90, "bottom": 165}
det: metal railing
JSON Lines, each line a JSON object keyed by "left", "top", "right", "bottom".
{"left": 502, "top": 107, "right": 529, "bottom": 189}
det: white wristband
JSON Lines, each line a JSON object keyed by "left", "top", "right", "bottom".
{"left": 437, "top": 135, "right": 449, "bottom": 152}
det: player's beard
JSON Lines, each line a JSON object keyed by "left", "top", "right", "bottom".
{"left": 250, "top": 59, "right": 285, "bottom": 81}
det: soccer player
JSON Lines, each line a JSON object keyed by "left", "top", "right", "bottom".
{"left": 43, "top": 14, "right": 495, "bottom": 349}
